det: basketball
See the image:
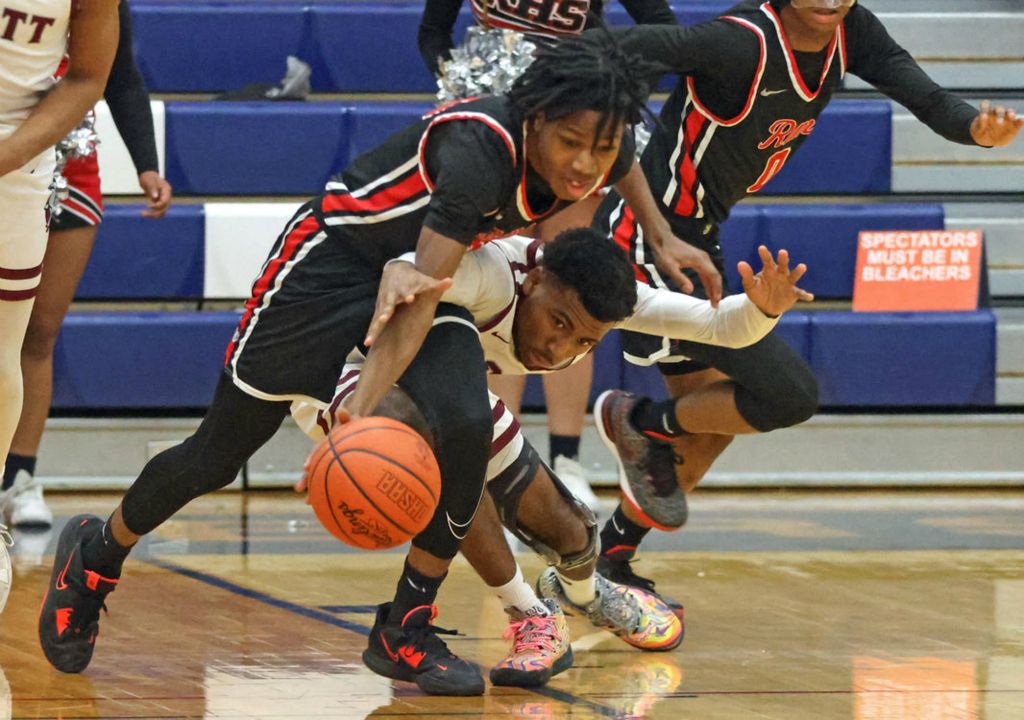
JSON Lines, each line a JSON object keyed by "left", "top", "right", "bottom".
{"left": 305, "top": 417, "right": 441, "bottom": 550}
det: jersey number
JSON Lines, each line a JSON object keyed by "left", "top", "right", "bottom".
{"left": 746, "top": 148, "right": 792, "bottom": 193}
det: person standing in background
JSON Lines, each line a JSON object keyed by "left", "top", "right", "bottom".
{"left": 1, "top": 0, "right": 172, "bottom": 530}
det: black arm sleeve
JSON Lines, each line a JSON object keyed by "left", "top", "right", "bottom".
{"left": 103, "top": 0, "right": 160, "bottom": 174}
{"left": 419, "top": 0, "right": 464, "bottom": 76}
{"left": 617, "top": 0, "right": 678, "bottom": 27}
{"left": 846, "top": 6, "right": 978, "bottom": 146}
{"left": 422, "top": 122, "right": 516, "bottom": 244}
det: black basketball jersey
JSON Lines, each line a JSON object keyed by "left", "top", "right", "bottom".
{"left": 643, "top": 1, "right": 845, "bottom": 226}
{"left": 311, "top": 95, "right": 630, "bottom": 268}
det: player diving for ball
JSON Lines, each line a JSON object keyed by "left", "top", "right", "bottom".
{"left": 293, "top": 226, "right": 813, "bottom": 686}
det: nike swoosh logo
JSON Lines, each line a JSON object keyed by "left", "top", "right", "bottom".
{"left": 380, "top": 633, "right": 400, "bottom": 662}
{"left": 611, "top": 515, "right": 625, "bottom": 535}
{"left": 446, "top": 512, "right": 473, "bottom": 540}
{"left": 661, "top": 416, "right": 673, "bottom": 434}
{"left": 760, "top": 88, "right": 787, "bottom": 97}
{"left": 55, "top": 548, "right": 75, "bottom": 591}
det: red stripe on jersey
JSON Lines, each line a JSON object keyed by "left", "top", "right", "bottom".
{"left": 672, "top": 109, "right": 708, "bottom": 217}
{"left": 688, "top": 16, "right": 766, "bottom": 127}
{"left": 321, "top": 171, "right": 427, "bottom": 215}
{"left": 491, "top": 399, "right": 506, "bottom": 424}
{"left": 490, "top": 415, "right": 521, "bottom": 460}
{"left": 224, "top": 213, "right": 321, "bottom": 365}
{"left": 0, "top": 263, "right": 42, "bottom": 280}
{"left": 610, "top": 205, "right": 648, "bottom": 283}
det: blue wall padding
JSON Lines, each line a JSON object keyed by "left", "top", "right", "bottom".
{"left": 52, "top": 312, "right": 242, "bottom": 408}
{"left": 757, "top": 203, "right": 944, "bottom": 298}
{"left": 758, "top": 101, "right": 892, "bottom": 194}
{"left": 75, "top": 206, "right": 205, "bottom": 299}
{"left": 163, "top": 102, "right": 350, "bottom": 195}
{"left": 810, "top": 311, "right": 996, "bottom": 406}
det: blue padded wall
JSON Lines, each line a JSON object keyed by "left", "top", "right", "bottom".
{"left": 346, "top": 101, "right": 435, "bottom": 167}
{"left": 759, "top": 204, "right": 944, "bottom": 298}
{"left": 75, "top": 206, "right": 205, "bottom": 300}
{"left": 810, "top": 311, "right": 996, "bottom": 406}
{"left": 131, "top": 4, "right": 309, "bottom": 93}
{"left": 52, "top": 312, "right": 241, "bottom": 409}
{"left": 164, "top": 103, "right": 350, "bottom": 195}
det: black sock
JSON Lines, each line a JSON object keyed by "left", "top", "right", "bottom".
{"left": 549, "top": 434, "right": 580, "bottom": 464}
{"left": 387, "top": 559, "right": 446, "bottom": 624}
{"left": 629, "top": 398, "right": 686, "bottom": 441}
{"left": 600, "top": 504, "right": 652, "bottom": 561}
{"left": 80, "top": 517, "right": 134, "bottom": 579}
{"left": 2, "top": 453, "right": 36, "bottom": 490}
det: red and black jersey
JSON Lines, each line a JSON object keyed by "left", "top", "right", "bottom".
{"left": 610, "top": 0, "right": 978, "bottom": 229}
{"left": 312, "top": 94, "right": 633, "bottom": 268}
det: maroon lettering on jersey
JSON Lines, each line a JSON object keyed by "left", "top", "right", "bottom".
{"left": 757, "top": 118, "right": 816, "bottom": 150}
{"left": 477, "top": 0, "right": 589, "bottom": 34}
{"left": 1, "top": 7, "right": 56, "bottom": 42}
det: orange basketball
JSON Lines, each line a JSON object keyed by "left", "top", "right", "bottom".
{"left": 305, "top": 417, "right": 441, "bottom": 550}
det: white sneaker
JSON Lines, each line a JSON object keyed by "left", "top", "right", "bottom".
{"left": 10, "top": 526, "right": 52, "bottom": 570}
{"left": 552, "top": 455, "right": 601, "bottom": 512}
{"left": 0, "top": 470, "right": 53, "bottom": 527}
{"left": 0, "top": 524, "right": 12, "bottom": 615}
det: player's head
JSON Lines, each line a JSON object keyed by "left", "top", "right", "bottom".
{"left": 509, "top": 33, "right": 659, "bottom": 202}
{"left": 513, "top": 227, "right": 637, "bottom": 371}
{"left": 781, "top": 0, "right": 854, "bottom": 38}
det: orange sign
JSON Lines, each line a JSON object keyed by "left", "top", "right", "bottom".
{"left": 853, "top": 230, "right": 983, "bottom": 312}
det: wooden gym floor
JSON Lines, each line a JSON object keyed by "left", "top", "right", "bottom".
{"left": 1, "top": 490, "right": 1023, "bottom": 719}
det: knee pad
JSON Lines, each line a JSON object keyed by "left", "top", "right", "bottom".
{"left": 488, "top": 447, "right": 598, "bottom": 571}
{"left": 735, "top": 361, "right": 819, "bottom": 432}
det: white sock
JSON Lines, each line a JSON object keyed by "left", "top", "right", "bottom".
{"left": 557, "top": 570, "right": 597, "bottom": 606}
{"left": 494, "top": 565, "right": 550, "bottom": 617}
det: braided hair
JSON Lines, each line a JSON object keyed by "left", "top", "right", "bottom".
{"left": 508, "top": 30, "right": 663, "bottom": 146}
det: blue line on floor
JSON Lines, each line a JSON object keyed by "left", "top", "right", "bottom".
{"left": 146, "top": 557, "right": 625, "bottom": 717}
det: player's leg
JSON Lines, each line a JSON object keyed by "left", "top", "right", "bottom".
{"left": 361, "top": 305, "right": 491, "bottom": 696}
{"left": 535, "top": 196, "right": 602, "bottom": 509}
{"left": 3, "top": 224, "right": 97, "bottom": 529}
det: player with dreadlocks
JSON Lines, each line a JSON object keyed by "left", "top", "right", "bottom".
{"left": 38, "top": 35, "right": 704, "bottom": 697}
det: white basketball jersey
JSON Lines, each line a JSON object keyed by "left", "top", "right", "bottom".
{"left": 0, "top": 0, "right": 71, "bottom": 132}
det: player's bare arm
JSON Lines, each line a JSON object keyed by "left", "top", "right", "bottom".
{"left": 348, "top": 227, "right": 464, "bottom": 417}
{"left": 0, "top": 0, "right": 119, "bottom": 176}
{"left": 614, "top": 162, "right": 723, "bottom": 306}
{"left": 738, "top": 245, "right": 814, "bottom": 318}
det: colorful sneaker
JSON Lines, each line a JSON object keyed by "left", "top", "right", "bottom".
{"left": 362, "top": 602, "right": 484, "bottom": 696}
{"left": 38, "top": 515, "right": 118, "bottom": 673}
{"left": 598, "top": 553, "right": 686, "bottom": 621}
{"left": 593, "top": 390, "right": 687, "bottom": 531}
{"left": 0, "top": 470, "right": 53, "bottom": 527}
{"left": 552, "top": 455, "right": 601, "bottom": 513}
{"left": 490, "top": 599, "right": 573, "bottom": 687}
{"left": 536, "top": 567, "right": 682, "bottom": 651}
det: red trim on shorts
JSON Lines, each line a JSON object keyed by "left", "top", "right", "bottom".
{"left": 0, "top": 287, "right": 38, "bottom": 301}
{"left": 0, "top": 264, "right": 43, "bottom": 280}
{"left": 490, "top": 415, "right": 521, "bottom": 460}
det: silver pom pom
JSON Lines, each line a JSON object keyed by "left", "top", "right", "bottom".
{"left": 633, "top": 122, "right": 652, "bottom": 161}
{"left": 437, "top": 26, "right": 537, "bottom": 103}
{"left": 49, "top": 113, "right": 100, "bottom": 217}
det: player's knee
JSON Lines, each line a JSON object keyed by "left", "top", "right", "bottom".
{"left": 22, "top": 314, "right": 64, "bottom": 359}
{"left": 737, "top": 365, "right": 818, "bottom": 432}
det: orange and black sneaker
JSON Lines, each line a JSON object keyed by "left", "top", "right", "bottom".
{"left": 38, "top": 515, "right": 117, "bottom": 673}
{"left": 362, "top": 602, "right": 484, "bottom": 696}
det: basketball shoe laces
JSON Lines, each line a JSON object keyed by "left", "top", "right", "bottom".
{"left": 68, "top": 571, "right": 112, "bottom": 636}
{"left": 404, "top": 616, "right": 460, "bottom": 661}
{"left": 597, "top": 582, "right": 644, "bottom": 633}
{"left": 604, "top": 557, "right": 659, "bottom": 595}
{"left": 503, "top": 615, "right": 559, "bottom": 655}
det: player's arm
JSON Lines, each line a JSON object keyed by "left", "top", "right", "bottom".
{"left": 418, "top": 0, "right": 464, "bottom": 76}
{"left": 622, "top": 246, "right": 813, "bottom": 347}
{"left": 615, "top": 0, "right": 677, "bottom": 27}
{"left": 597, "top": 19, "right": 754, "bottom": 79}
{"left": 614, "top": 161, "right": 723, "bottom": 306}
{"left": 0, "top": 0, "right": 119, "bottom": 176}
{"left": 104, "top": 0, "right": 172, "bottom": 217}
{"left": 848, "top": 7, "right": 1021, "bottom": 148}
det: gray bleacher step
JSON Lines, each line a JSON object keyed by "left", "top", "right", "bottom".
{"left": 31, "top": 413, "right": 1024, "bottom": 491}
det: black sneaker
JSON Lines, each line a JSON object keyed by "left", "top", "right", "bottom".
{"left": 597, "top": 553, "right": 685, "bottom": 623}
{"left": 593, "top": 390, "right": 688, "bottom": 530}
{"left": 362, "top": 602, "right": 484, "bottom": 696}
{"left": 38, "top": 515, "right": 118, "bottom": 673}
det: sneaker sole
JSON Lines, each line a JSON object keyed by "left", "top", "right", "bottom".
{"left": 362, "top": 648, "right": 485, "bottom": 696}
{"left": 489, "top": 646, "right": 574, "bottom": 687}
{"left": 592, "top": 391, "right": 683, "bottom": 533}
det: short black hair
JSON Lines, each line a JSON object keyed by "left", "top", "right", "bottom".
{"left": 508, "top": 31, "right": 660, "bottom": 145}
{"left": 540, "top": 227, "right": 637, "bottom": 323}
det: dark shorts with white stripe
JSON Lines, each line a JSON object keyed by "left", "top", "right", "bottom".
{"left": 224, "top": 201, "right": 493, "bottom": 559}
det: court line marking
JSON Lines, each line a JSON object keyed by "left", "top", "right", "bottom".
{"left": 146, "top": 557, "right": 625, "bottom": 717}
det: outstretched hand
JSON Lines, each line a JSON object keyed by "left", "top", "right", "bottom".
{"left": 650, "top": 233, "right": 723, "bottom": 307}
{"left": 737, "top": 245, "right": 814, "bottom": 317}
{"left": 364, "top": 261, "right": 453, "bottom": 346}
{"left": 971, "top": 101, "right": 1023, "bottom": 148}
{"left": 293, "top": 406, "right": 352, "bottom": 496}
